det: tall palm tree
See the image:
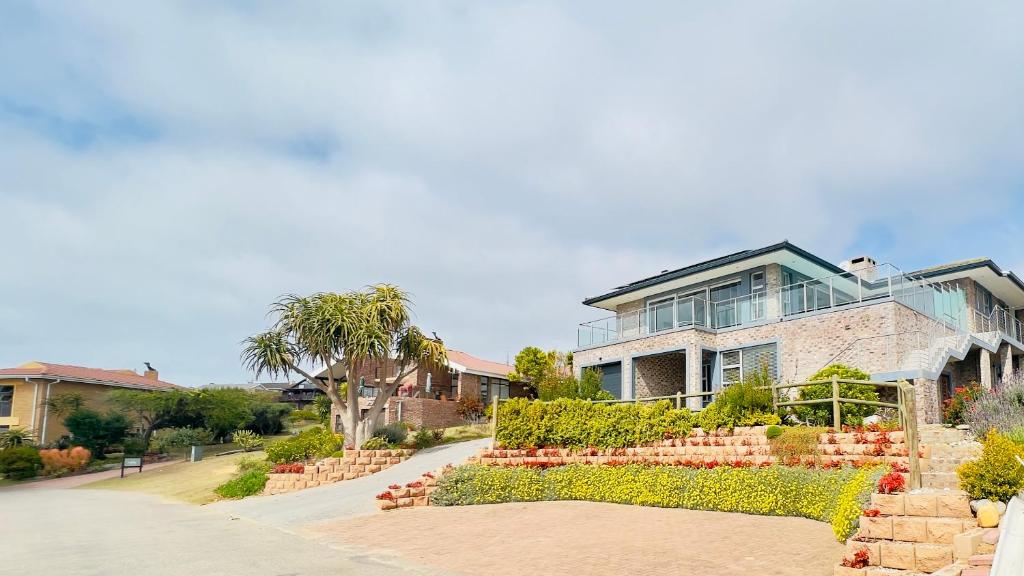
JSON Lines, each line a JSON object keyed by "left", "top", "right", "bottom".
{"left": 241, "top": 285, "right": 447, "bottom": 449}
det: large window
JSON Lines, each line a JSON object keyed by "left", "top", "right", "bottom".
{"left": 0, "top": 386, "right": 13, "bottom": 418}
{"left": 720, "top": 344, "right": 779, "bottom": 386}
{"left": 450, "top": 371, "right": 460, "bottom": 399}
{"left": 711, "top": 280, "right": 742, "bottom": 327}
{"left": 480, "top": 376, "right": 509, "bottom": 406}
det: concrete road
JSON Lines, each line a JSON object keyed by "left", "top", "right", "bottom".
{"left": 210, "top": 438, "right": 489, "bottom": 529}
{"left": 0, "top": 489, "right": 450, "bottom": 576}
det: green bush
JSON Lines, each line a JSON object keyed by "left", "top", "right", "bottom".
{"left": 765, "top": 425, "right": 784, "bottom": 439}
{"left": 432, "top": 463, "right": 885, "bottom": 541}
{"left": 696, "top": 402, "right": 779, "bottom": 431}
{"left": 232, "top": 430, "right": 264, "bottom": 452}
{"left": 265, "top": 427, "right": 344, "bottom": 464}
{"left": 496, "top": 398, "right": 693, "bottom": 449}
{"left": 64, "top": 409, "right": 131, "bottom": 459}
{"left": 793, "top": 365, "right": 877, "bottom": 426}
{"left": 361, "top": 436, "right": 390, "bottom": 450}
{"left": 411, "top": 428, "right": 437, "bottom": 449}
{"left": 769, "top": 427, "right": 823, "bottom": 465}
{"left": 958, "top": 430, "right": 1024, "bottom": 502}
{"left": 235, "top": 455, "right": 271, "bottom": 475}
{"left": 0, "top": 446, "right": 43, "bottom": 480}
{"left": 150, "top": 427, "right": 215, "bottom": 454}
{"left": 288, "top": 408, "right": 320, "bottom": 423}
{"left": 0, "top": 427, "right": 36, "bottom": 450}
{"left": 374, "top": 422, "right": 408, "bottom": 446}
{"left": 214, "top": 469, "right": 268, "bottom": 499}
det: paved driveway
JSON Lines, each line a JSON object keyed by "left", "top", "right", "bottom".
{"left": 0, "top": 489, "right": 448, "bottom": 576}
{"left": 210, "top": 438, "right": 489, "bottom": 529}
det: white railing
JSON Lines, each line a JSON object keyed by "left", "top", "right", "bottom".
{"left": 971, "top": 306, "right": 1024, "bottom": 343}
{"left": 578, "top": 263, "right": 968, "bottom": 348}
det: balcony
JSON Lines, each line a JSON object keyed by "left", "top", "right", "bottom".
{"left": 577, "top": 263, "right": 966, "bottom": 348}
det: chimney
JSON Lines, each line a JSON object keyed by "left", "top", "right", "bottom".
{"left": 144, "top": 362, "right": 159, "bottom": 380}
{"left": 840, "top": 256, "right": 878, "bottom": 282}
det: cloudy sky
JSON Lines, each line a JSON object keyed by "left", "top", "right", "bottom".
{"left": 2, "top": 2, "right": 1023, "bottom": 386}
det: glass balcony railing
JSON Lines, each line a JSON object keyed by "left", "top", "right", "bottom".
{"left": 577, "top": 263, "right": 968, "bottom": 348}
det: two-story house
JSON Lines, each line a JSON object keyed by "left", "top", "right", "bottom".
{"left": 573, "top": 241, "right": 1024, "bottom": 423}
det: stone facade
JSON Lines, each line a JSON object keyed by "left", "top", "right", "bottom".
{"left": 633, "top": 353, "right": 686, "bottom": 398}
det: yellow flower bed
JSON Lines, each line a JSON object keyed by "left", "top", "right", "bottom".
{"left": 432, "top": 463, "right": 885, "bottom": 541}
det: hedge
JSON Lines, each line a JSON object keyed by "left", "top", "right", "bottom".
{"left": 431, "top": 463, "right": 886, "bottom": 541}
{"left": 496, "top": 398, "right": 693, "bottom": 449}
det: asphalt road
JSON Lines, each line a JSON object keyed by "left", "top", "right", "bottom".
{"left": 0, "top": 439, "right": 489, "bottom": 576}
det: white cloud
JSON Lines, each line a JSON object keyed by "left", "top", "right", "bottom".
{"left": 1, "top": 1, "right": 1023, "bottom": 384}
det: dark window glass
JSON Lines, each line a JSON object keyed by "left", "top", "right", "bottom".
{"left": 0, "top": 386, "right": 13, "bottom": 418}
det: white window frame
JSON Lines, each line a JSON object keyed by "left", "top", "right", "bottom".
{"left": 721, "top": 350, "right": 742, "bottom": 386}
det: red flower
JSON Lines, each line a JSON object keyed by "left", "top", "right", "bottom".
{"left": 877, "top": 471, "right": 906, "bottom": 494}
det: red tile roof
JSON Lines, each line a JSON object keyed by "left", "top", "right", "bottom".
{"left": 446, "top": 349, "right": 515, "bottom": 379}
{"left": 0, "top": 362, "right": 182, "bottom": 391}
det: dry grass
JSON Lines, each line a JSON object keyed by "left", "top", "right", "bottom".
{"left": 79, "top": 451, "right": 262, "bottom": 504}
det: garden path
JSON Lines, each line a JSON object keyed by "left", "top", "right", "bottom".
{"left": 209, "top": 437, "right": 490, "bottom": 529}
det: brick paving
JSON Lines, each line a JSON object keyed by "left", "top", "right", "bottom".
{"left": 311, "top": 500, "right": 845, "bottom": 576}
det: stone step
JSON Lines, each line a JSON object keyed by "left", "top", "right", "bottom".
{"left": 961, "top": 568, "right": 991, "bottom": 576}
{"left": 868, "top": 491, "right": 974, "bottom": 519}
{"left": 834, "top": 565, "right": 921, "bottom": 575}
{"left": 922, "top": 472, "right": 962, "bottom": 490}
{"left": 968, "top": 554, "right": 993, "bottom": 567}
{"left": 845, "top": 538, "right": 954, "bottom": 573}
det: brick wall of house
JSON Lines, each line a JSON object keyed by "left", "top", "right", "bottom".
{"left": 575, "top": 301, "right": 945, "bottom": 423}
{"left": 634, "top": 353, "right": 686, "bottom": 397}
{"left": 388, "top": 397, "right": 466, "bottom": 429}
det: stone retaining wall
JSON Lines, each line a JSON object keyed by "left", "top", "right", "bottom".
{"left": 376, "top": 469, "right": 444, "bottom": 511}
{"left": 264, "top": 448, "right": 415, "bottom": 495}
{"left": 476, "top": 426, "right": 922, "bottom": 468}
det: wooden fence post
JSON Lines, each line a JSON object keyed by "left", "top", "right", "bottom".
{"left": 831, "top": 375, "right": 841, "bottom": 430}
{"left": 490, "top": 398, "right": 499, "bottom": 448}
{"left": 675, "top": 391, "right": 682, "bottom": 410}
{"left": 901, "top": 380, "right": 923, "bottom": 489}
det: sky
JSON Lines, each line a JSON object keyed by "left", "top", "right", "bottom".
{"left": 2, "top": 2, "right": 1024, "bottom": 387}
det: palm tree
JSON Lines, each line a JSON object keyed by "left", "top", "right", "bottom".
{"left": 0, "top": 427, "right": 36, "bottom": 449}
{"left": 241, "top": 285, "right": 447, "bottom": 449}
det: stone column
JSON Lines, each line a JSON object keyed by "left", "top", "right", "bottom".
{"left": 979, "top": 349, "right": 993, "bottom": 390}
{"left": 765, "top": 263, "right": 782, "bottom": 319}
{"left": 687, "top": 345, "right": 704, "bottom": 411}
{"left": 621, "top": 357, "right": 634, "bottom": 400}
{"left": 1001, "top": 344, "right": 1014, "bottom": 387}
{"left": 912, "top": 378, "right": 940, "bottom": 425}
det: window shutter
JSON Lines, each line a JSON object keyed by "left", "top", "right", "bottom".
{"left": 741, "top": 344, "right": 778, "bottom": 381}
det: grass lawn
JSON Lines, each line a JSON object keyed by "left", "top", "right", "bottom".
{"left": 79, "top": 450, "right": 264, "bottom": 505}
{"left": 439, "top": 424, "right": 491, "bottom": 445}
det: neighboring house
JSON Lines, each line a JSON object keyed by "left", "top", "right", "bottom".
{"left": 202, "top": 381, "right": 322, "bottom": 409}
{"left": 0, "top": 361, "right": 181, "bottom": 443}
{"left": 324, "top": 348, "right": 528, "bottom": 431}
{"left": 573, "top": 241, "right": 1024, "bottom": 424}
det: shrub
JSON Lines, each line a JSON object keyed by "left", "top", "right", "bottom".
{"left": 412, "top": 428, "right": 436, "bottom": 449}
{"left": 769, "top": 427, "right": 822, "bottom": 465}
{"left": 214, "top": 469, "right": 268, "bottom": 499}
{"left": 793, "top": 365, "right": 877, "bottom": 426}
{"left": 765, "top": 425, "right": 784, "bottom": 440}
{"left": 150, "top": 427, "right": 215, "bottom": 454}
{"left": 965, "top": 376, "right": 1024, "bottom": 439}
{"left": 38, "top": 447, "right": 91, "bottom": 476}
{"left": 1007, "top": 428, "right": 1024, "bottom": 445}
{"left": 432, "top": 463, "right": 886, "bottom": 541}
{"left": 0, "top": 446, "right": 43, "bottom": 480}
{"left": 717, "top": 367, "right": 775, "bottom": 415}
{"left": 457, "top": 395, "right": 486, "bottom": 421}
{"left": 248, "top": 402, "right": 293, "bottom": 435}
{"left": 264, "top": 427, "right": 344, "bottom": 464}
{"left": 121, "top": 436, "right": 146, "bottom": 457}
{"left": 578, "top": 368, "right": 615, "bottom": 401}
{"left": 696, "top": 402, "right": 779, "bottom": 431}
{"left": 64, "top": 409, "right": 131, "bottom": 459}
{"left": 361, "top": 436, "right": 390, "bottom": 450}
{"left": 958, "top": 430, "right": 1024, "bottom": 502}
{"left": 496, "top": 398, "right": 693, "bottom": 449}
{"left": 232, "top": 430, "right": 264, "bottom": 452}
{"left": 235, "top": 455, "right": 271, "bottom": 475}
{"left": 877, "top": 471, "right": 906, "bottom": 494}
{"left": 288, "top": 408, "right": 319, "bottom": 423}
{"left": 943, "top": 381, "right": 983, "bottom": 425}
{"left": 0, "top": 427, "right": 36, "bottom": 449}
{"left": 374, "top": 422, "right": 408, "bottom": 446}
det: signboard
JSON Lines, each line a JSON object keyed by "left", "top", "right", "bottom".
{"left": 121, "top": 456, "right": 144, "bottom": 478}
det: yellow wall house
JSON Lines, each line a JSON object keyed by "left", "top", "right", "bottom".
{"left": 0, "top": 362, "right": 181, "bottom": 444}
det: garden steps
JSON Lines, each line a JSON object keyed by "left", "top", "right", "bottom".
{"left": 836, "top": 490, "right": 986, "bottom": 576}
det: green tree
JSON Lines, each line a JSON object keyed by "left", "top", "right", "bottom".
{"left": 107, "top": 389, "right": 191, "bottom": 450}
{"left": 64, "top": 409, "right": 130, "bottom": 459}
{"left": 43, "top": 392, "right": 85, "bottom": 418}
{"left": 241, "top": 285, "right": 447, "bottom": 449}
{"left": 508, "top": 346, "right": 556, "bottom": 386}
{"left": 794, "top": 364, "right": 877, "bottom": 426}
{"left": 578, "top": 367, "right": 613, "bottom": 401}
{"left": 188, "top": 388, "right": 256, "bottom": 439}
